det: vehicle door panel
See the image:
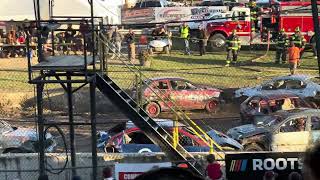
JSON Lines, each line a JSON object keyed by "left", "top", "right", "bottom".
{"left": 169, "top": 80, "right": 203, "bottom": 109}
{"left": 121, "top": 144, "right": 161, "bottom": 153}
{"left": 311, "top": 115, "right": 320, "bottom": 145}
{"left": 271, "top": 117, "right": 309, "bottom": 152}
{"left": 151, "top": 80, "right": 173, "bottom": 110}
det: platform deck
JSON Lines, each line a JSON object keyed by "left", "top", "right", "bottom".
{"left": 32, "top": 55, "right": 94, "bottom": 71}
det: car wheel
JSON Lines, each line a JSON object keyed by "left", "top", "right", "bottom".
{"left": 145, "top": 102, "right": 161, "bottom": 117}
{"left": 164, "top": 46, "right": 170, "bottom": 54}
{"left": 138, "top": 148, "right": 152, "bottom": 153}
{"left": 205, "top": 100, "right": 218, "bottom": 113}
{"left": 244, "top": 143, "right": 264, "bottom": 151}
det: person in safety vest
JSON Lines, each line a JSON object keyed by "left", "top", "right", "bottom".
{"left": 225, "top": 29, "right": 241, "bottom": 67}
{"left": 248, "top": 0, "right": 260, "bottom": 32}
{"left": 180, "top": 22, "right": 191, "bottom": 55}
{"left": 290, "top": 27, "right": 306, "bottom": 60}
{"left": 275, "top": 28, "right": 289, "bottom": 64}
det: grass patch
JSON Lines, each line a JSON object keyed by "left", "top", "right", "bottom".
{"left": 0, "top": 50, "right": 318, "bottom": 92}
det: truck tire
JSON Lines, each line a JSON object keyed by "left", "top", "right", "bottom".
{"left": 244, "top": 143, "right": 264, "bottom": 151}
{"left": 209, "top": 33, "right": 226, "bottom": 51}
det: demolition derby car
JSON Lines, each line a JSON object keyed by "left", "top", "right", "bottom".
{"left": 0, "top": 120, "right": 56, "bottom": 153}
{"left": 133, "top": 77, "right": 223, "bottom": 117}
{"left": 97, "top": 119, "right": 242, "bottom": 153}
{"left": 240, "top": 93, "right": 314, "bottom": 124}
{"left": 227, "top": 108, "right": 320, "bottom": 152}
{"left": 234, "top": 75, "right": 320, "bottom": 101}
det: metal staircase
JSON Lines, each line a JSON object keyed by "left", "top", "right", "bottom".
{"left": 96, "top": 73, "right": 203, "bottom": 175}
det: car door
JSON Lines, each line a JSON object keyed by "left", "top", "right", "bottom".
{"left": 149, "top": 80, "right": 173, "bottom": 110}
{"left": 310, "top": 115, "right": 320, "bottom": 145}
{"left": 169, "top": 80, "right": 202, "bottom": 109}
{"left": 285, "top": 79, "right": 306, "bottom": 96}
{"left": 271, "top": 116, "right": 309, "bottom": 152}
{"left": 121, "top": 130, "right": 161, "bottom": 153}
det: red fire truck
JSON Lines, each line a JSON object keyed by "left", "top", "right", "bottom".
{"left": 206, "top": 1, "right": 318, "bottom": 49}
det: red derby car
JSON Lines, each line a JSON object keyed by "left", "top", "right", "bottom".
{"left": 133, "top": 77, "right": 223, "bottom": 117}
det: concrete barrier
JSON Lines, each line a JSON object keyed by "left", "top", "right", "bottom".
{"left": 0, "top": 152, "right": 226, "bottom": 180}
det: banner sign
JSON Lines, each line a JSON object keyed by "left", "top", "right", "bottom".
{"left": 121, "top": 6, "right": 227, "bottom": 25}
{"left": 225, "top": 152, "right": 304, "bottom": 180}
{"left": 154, "top": 6, "right": 227, "bottom": 23}
{"left": 121, "top": 8, "right": 155, "bottom": 24}
{"left": 115, "top": 162, "right": 172, "bottom": 180}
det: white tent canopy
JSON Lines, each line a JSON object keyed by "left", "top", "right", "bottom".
{"left": 0, "top": 0, "right": 122, "bottom": 24}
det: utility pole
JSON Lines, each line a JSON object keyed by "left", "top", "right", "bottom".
{"left": 311, "top": 0, "right": 320, "bottom": 76}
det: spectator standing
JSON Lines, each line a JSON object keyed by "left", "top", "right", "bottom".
{"left": 64, "top": 23, "right": 76, "bottom": 55}
{"left": 288, "top": 172, "right": 302, "bottom": 180}
{"left": 275, "top": 28, "right": 289, "bottom": 64}
{"left": 197, "top": 25, "right": 208, "bottom": 56}
{"left": 290, "top": 27, "right": 306, "bottom": 59}
{"left": 125, "top": 28, "right": 136, "bottom": 62}
{"left": 103, "top": 166, "right": 114, "bottom": 180}
{"left": 225, "top": 29, "right": 241, "bottom": 67}
{"left": 311, "top": 35, "right": 317, "bottom": 59}
{"left": 263, "top": 171, "right": 277, "bottom": 180}
{"left": 205, "top": 154, "right": 222, "bottom": 180}
{"left": 111, "top": 26, "right": 123, "bottom": 59}
{"left": 180, "top": 22, "right": 191, "bottom": 55}
{"left": 287, "top": 41, "right": 300, "bottom": 75}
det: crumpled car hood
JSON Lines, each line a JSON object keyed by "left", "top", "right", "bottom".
{"left": 206, "top": 130, "right": 243, "bottom": 150}
{"left": 227, "top": 124, "right": 269, "bottom": 140}
{"left": 4, "top": 128, "right": 53, "bottom": 141}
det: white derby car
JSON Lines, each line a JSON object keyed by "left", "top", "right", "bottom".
{"left": 235, "top": 75, "right": 320, "bottom": 100}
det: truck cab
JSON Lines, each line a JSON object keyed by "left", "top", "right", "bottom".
{"left": 206, "top": 7, "right": 251, "bottom": 50}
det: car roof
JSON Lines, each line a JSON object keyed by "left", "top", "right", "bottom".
{"left": 272, "top": 74, "right": 314, "bottom": 81}
{"left": 253, "top": 92, "right": 300, "bottom": 100}
{"left": 126, "top": 119, "right": 186, "bottom": 129}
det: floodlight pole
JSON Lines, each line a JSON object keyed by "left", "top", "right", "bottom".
{"left": 311, "top": 0, "right": 320, "bottom": 76}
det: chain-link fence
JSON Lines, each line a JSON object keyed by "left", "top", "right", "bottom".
{"left": 0, "top": 24, "right": 319, "bottom": 179}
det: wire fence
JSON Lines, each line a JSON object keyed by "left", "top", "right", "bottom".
{"left": 0, "top": 26, "right": 319, "bottom": 179}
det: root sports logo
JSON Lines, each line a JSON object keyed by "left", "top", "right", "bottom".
{"left": 229, "top": 159, "right": 248, "bottom": 172}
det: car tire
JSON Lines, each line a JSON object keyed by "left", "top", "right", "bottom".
{"left": 138, "top": 148, "right": 152, "bottom": 153}
{"left": 145, "top": 102, "right": 161, "bottom": 117}
{"left": 205, "top": 100, "right": 218, "bottom": 113}
{"left": 164, "top": 46, "right": 170, "bottom": 54}
{"left": 244, "top": 143, "right": 264, "bottom": 151}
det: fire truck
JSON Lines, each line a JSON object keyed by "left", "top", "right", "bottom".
{"left": 206, "top": 1, "right": 318, "bottom": 49}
